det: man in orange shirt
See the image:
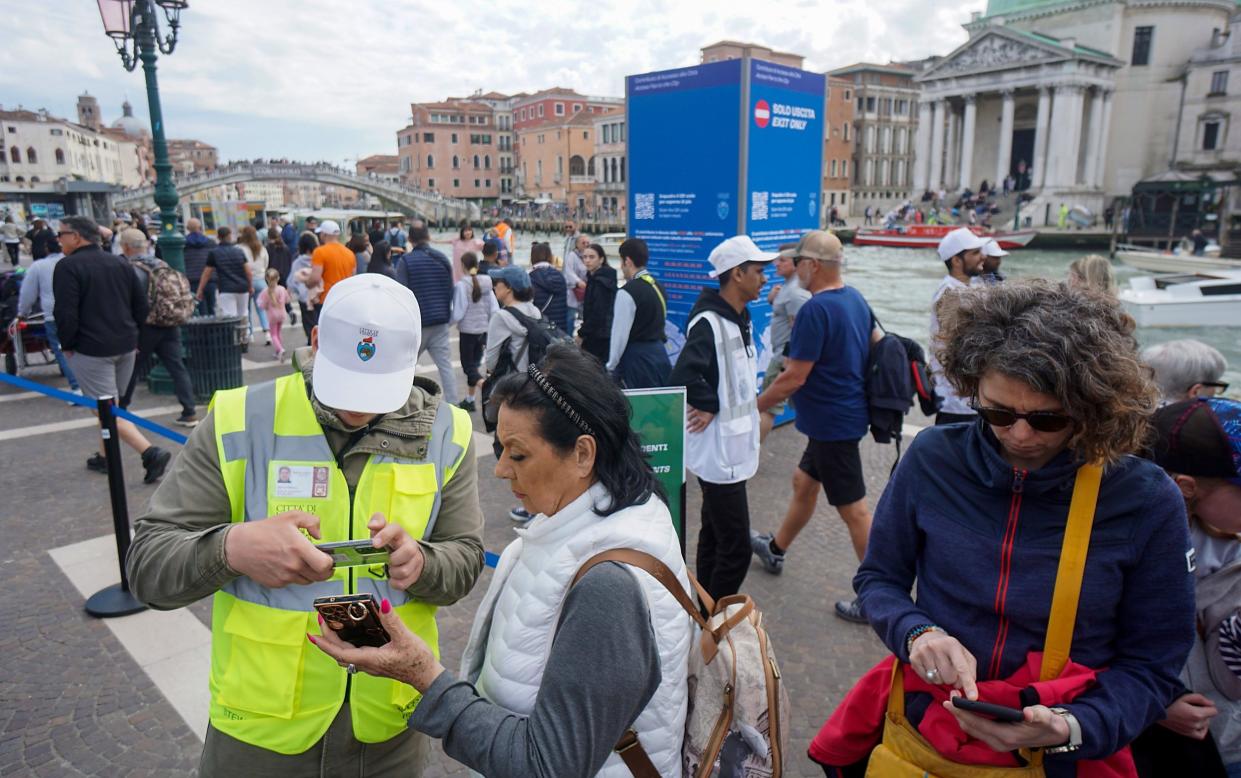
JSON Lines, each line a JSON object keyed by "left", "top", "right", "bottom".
{"left": 308, "top": 220, "right": 355, "bottom": 302}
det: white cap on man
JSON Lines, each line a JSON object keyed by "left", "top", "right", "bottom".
{"left": 707, "top": 235, "right": 778, "bottom": 278}
{"left": 316, "top": 219, "right": 341, "bottom": 236}
{"left": 936, "top": 227, "right": 988, "bottom": 262}
{"left": 312, "top": 274, "right": 422, "bottom": 414}
{"left": 982, "top": 239, "right": 1009, "bottom": 258}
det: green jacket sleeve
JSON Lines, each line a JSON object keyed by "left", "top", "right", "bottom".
{"left": 409, "top": 434, "right": 485, "bottom": 606}
{"left": 125, "top": 411, "right": 241, "bottom": 610}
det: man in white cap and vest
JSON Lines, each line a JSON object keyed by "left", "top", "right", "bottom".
{"left": 931, "top": 227, "right": 987, "bottom": 425}
{"left": 127, "top": 273, "right": 484, "bottom": 776}
{"left": 670, "top": 234, "right": 775, "bottom": 603}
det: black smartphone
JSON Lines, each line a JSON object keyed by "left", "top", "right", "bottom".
{"left": 950, "top": 697, "right": 1025, "bottom": 723}
{"left": 312, "top": 593, "right": 391, "bottom": 648}
{"left": 316, "top": 539, "right": 390, "bottom": 568}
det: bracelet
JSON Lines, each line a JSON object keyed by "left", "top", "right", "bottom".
{"left": 905, "top": 624, "right": 945, "bottom": 656}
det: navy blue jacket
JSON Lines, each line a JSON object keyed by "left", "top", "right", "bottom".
{"left": 529, "top": 264, "right": 569, "bottom": 334}
{"left": 395, "top": 243, "right": 453, "bottom": 327}
{"left": 855, "top": 421, "right": 1194, "bottom": 770}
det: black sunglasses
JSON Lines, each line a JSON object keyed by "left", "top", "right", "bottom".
{"left": 1196, "top": 381, "right": 1230, "bottom": 393}
{"left": 973, "top": 402, "right": 1074, "bottom": 433}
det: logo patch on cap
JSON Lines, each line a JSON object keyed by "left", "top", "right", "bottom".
{"left": 356, "top": 336, "right": 376, "bottom": 362}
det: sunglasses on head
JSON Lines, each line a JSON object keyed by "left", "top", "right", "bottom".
{"left": 972, "top": 400, "right": 1074, "bottom": 432}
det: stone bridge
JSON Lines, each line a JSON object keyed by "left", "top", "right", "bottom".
{"left": 113, "top": 162, "right": 479, "bottom": 223}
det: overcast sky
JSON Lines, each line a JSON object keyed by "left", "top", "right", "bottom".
{"left": 7, "top": 0, "right": 984, "bottom": 164}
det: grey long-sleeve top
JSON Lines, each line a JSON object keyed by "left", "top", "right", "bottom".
{"left": 408, "top": 562, "right": 662, "bottom": 777}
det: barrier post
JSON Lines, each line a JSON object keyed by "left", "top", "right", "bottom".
{"left": 84, "top": 395, "right": 148, "bottom": 618}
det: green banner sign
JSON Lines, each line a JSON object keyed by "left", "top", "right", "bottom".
{"left": 624, "top": 387, "right": 687, "bottom": 552}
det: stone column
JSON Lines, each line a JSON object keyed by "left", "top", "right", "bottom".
{"left": 995, "top": 90, "right": 1014, "bottom": 186}
{"left": 1089, "top": 89, "right": 1113, "bottom": 189}
{"left": 1082, "top": 88, "right": 1105, "bottom": 191}
{"left": 960, "top": 96, "right": 977, "bottom": 191}
{"left": 913, "top": 100, "right": 933, "bottom": 191}
{"left": 1032, "top": 86, "right": 1053, "bottom": 189}
{"left": 928, "top": 100, "right": 946, "bottom": 191}
{"left": 1049, "top": 85, "right": 1086, "bottom": 188}
{"left": 945, "top": 106, "right": 959, "bottom": 190}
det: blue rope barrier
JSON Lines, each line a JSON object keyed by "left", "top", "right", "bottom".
{"left": 0, "top": 371, "right": 188, "bottom": 444}
{"left": 1, "top": 371, "right": 502, "bottom": 568}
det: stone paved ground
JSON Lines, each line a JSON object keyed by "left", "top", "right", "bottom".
{"left": 0, "top": 322, "right": 910, "bottom": 776}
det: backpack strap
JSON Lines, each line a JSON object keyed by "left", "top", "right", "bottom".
{"left": 1040, "top": 462, "right": 1103, "bottom": 681}
{"left": 572, "top": 548, "right": 710, "bottom": 778}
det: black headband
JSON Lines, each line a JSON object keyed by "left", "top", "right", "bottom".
{"left": 527, "top": 364, "right": 595, "bottom": 437}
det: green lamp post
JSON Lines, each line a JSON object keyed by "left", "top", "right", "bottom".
{"left": 96, "top": 0, "right": 187, "bottom": 273}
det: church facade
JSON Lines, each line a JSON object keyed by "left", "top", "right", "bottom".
{"left": 913, "top": 0, "right": 1239, "bottom": 221}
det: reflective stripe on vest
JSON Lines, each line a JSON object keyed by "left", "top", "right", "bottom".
{"left": 207, "top": 373, "right": 472, "bottom": 754}
{"left": 688, "top": 311, "right": 758, "bottom": 423}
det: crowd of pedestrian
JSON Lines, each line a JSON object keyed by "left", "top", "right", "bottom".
{"left": 12, "top": 210, "right": 1241, "bottom": 778}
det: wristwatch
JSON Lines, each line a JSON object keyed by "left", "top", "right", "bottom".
{"left": 1044, "top": 707, "right": 1082, "bottom": 754}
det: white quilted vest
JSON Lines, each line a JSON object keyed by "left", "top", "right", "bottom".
{"left": 460, "top": 482, "right": 692, "bottom": 777}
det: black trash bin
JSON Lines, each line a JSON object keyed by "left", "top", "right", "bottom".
{"left": 184, "top": 316, "right": 245, "bottom": 402}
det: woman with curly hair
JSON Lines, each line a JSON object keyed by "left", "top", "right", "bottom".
{"left": 811, "top": 279, "right": 1195, "bottom": 777}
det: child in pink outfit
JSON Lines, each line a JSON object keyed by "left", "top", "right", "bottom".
{"left": 258, "top": 268, "right": 291, "bottom": 361}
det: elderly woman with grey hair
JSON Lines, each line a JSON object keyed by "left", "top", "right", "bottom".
{"left": 1142, "top": 339, "right": 1229, "bottom": 406}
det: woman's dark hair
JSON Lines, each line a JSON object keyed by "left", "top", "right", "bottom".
{"left": 297, "top": 232, "right": 318, "bottom": 256}
{"left": 458, "top": 223, "right": 474, "bottom": 240}
{"left": 530, "top": 241, "right": 552, "bottom": 265}
{"left": 266, "top": 226, "right": 281, "bottom": 243}
{"left": 490, "top": 343, "right": 664, "bottom": 515}
{"left": 367, "top": 240, "right": 392, "bottom": 274}
{"left": 511, "top": 283, "right": 534, "bottom": 302}
{"left": 461, "top": 251, "right": 481, "bottom": 302}
{"left": 587, "top": 243, "right": 608, "bottom": 266}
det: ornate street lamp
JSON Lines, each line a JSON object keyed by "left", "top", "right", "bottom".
{"left": 96, "top": 0, "right": 187, "bottom": 272}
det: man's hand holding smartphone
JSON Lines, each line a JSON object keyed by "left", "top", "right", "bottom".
{"left": 367, "top": 512, "right": 425, "bottom": 590}
{"left": 224, "top": 510, "right": 334, "bottom": 588}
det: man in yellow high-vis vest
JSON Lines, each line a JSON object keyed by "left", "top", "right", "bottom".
{"left": 127, "top": 273, "right": 484, "bottom": 776}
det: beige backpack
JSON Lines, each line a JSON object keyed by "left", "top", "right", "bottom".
{"left": 573, "top": 549, "right": 791, "bottom": 778}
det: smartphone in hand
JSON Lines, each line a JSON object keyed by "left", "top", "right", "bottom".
{"left": 312, "top": 593, "right": 391, "bottom": 648}
{"left": 950, "top": 697, "right": 1025, "bottom": 723}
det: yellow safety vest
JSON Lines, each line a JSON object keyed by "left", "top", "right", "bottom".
{"left": 208, "top": 372, "right": 472, "bottom": 754}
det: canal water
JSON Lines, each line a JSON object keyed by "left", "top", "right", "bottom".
{"left": 432, "top": 231, "right": 1240, "bottom": 390}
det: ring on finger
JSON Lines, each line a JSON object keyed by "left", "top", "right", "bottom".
{"left": 925, "top": 667, "right": 940, "bottom": 682}
{"left": 347, "top": 663, "right": 357, "bottom": 675}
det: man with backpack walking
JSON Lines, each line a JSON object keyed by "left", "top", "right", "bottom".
{"left": 53, "top": 216, "right": 172, "bottom": 484}
{"left": 395, "top": 224, "right": 458, "bottom": 404}
{"left": 751, "top": 230, "right": 880, "bottom": 624}
{"left": 670, "top": 235, "right": 775, "bottom": 603}
{"left": 117, "top": 228, "right": 198, "bottom": 426}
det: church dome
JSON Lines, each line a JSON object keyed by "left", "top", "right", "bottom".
{"left": 110, "top": 100, "right": 149, "bottom": 138}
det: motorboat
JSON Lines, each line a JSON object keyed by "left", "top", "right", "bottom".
{"left": 1119, "top": 270, "right": 1241, "bottom": 327}
{"left": 1115, "top": 243, "right": 1241, "bottom": 274}
{"left": 852, "top": 224, "right": 1038, "bottom": 250}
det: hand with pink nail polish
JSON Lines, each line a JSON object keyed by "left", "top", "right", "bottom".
{"left": 306, "top": 594, "right": 443, "bottom": 692}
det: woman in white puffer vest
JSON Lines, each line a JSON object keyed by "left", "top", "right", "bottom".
{"left": 311, "top": 343, "right": 694, "bottom": 777}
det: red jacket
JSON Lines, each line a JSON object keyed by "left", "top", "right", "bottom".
{"left": 809, "top": 654, "right": 1136, "bottom": 777}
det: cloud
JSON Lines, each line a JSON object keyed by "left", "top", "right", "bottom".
{"left": 0, "top": 0, "right": 984, "bottom": 162}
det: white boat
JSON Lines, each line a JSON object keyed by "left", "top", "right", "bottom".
{"left": 1119, "top": 271, "right": 1241, "bottom": 327}
{"left": 1115, "top": 243, "right": 1241, "bottom": 274}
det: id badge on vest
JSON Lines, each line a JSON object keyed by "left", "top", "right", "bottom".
{"left": 268, "top": 461, "right": 334, "bottom": 517}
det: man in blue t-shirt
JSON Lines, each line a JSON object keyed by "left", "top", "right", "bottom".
{"left": 753, "top": 230, "right": 879, "bottom": 624}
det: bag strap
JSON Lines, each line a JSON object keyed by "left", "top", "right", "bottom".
{"left": 1040, "top": 462, "right": 1103, "bottom": 682}
{"left": 638, "top": 273, "right": 667, "bottom": 316}
{"left": 613, "top": 729, "right": 660, "bottom": 778}
{"left": 571, "top": 548, "right": 709, "bottom": 630}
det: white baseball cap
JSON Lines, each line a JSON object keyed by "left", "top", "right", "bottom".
{"left": 982, "top": 239, "right": 1009, "bottom": 258}
{"left": 312, "top": 274, "right": 422, "bottom": 414}
{"left": 936, "top": 227, "right": 988, "bottom": 262}
{"left": 316, "top": 219, "right": 341, "bottom": 236}
{"left": 707, "top": 235, "right": 778, "bottom": 279}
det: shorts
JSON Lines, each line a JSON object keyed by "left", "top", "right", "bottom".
{"left": 68, "top": 351, "right": 137, "bottom": 402}
{"left": 797, "top": 437, "right": 866, "bottom": 506}
{"left": 760, "top": 356, "right": 787, "bottom": 415}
